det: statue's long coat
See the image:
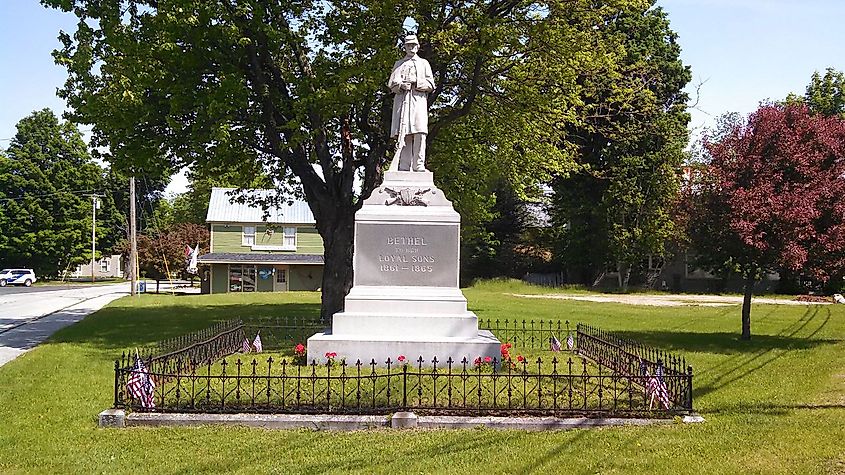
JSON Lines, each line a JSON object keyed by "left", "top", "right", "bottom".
{"left": 388, "top": 55, "right": 435, "bottom": 137}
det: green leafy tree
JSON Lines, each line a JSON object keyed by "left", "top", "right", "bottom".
{"left": 0, "top": 109, "right": 110, "bottom": 277}
{"left": 550, "top": 3, "right": 691, "bottom": 289}
{"left": 46, "top": 0, "right": 644, "bottom": 318}
{"left": 787, "top": 68, "right": 845, "bottom": 119}
{"left": 462, "top": 179, "right": 551, "bottom": 282}
{"left": 171, "top": 180, "right": 215, "bottom": 226}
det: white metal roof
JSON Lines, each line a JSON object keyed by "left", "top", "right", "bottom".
{"left": 206, "top": 187, "right": 316, "bottom": 224}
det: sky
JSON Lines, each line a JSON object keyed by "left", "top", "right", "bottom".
{"left": 1, "top": 0, "right": 844, "bottom": 195}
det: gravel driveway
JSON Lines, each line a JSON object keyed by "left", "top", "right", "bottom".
{"left": 510, "top": 293, "right": 831, "bottom": 307}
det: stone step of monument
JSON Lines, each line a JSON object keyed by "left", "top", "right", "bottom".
{"left": 332, "top": 311, "right": 481, "bottom": 338}
{"left": 344, "top": 299, "right": 467, "bottom": 314}
{"left": 306, "top": 329, "right": 501, "bottom": 366}
{"left": 343, "top": 286, "right": 468, "bottom": 314}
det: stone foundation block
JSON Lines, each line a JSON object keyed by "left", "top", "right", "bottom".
{"left": 98, "top": 408, "right": 125, "bottom": 428}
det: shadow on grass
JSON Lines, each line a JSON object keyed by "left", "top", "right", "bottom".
{"left": 516, "top": 424, "right": 594, "bottom": 474}
{"left": 619, "top": 306, "right": 835, "bottom": 404}
{"left": 48, "top": 302, "right": 322, "bottom": 351}
{"left": 707, "top": 402, "right": 845, "bottom": 416}
{"left": 299, "top": 430, "right": 505, "bottom": 473}
{"left": 612, "top": 331, "right": 836, "bottom": 356}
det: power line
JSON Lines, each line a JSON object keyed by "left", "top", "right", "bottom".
{"left": 0, "top": 187, "right": 137, "bottom": 203}
{"left": 0, "top": 189, "right": 101, "bottom": 203}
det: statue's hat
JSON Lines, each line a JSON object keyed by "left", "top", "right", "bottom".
{"left": 404, "top": 34, "right": 419, "bottom": 45}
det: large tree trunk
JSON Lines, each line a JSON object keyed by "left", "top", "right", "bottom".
{"left": 317, "top": 209, "right": 356, "bottom": 324}
{"left": 617, "top": 261, "right": 623, "bottom": 288}
{"left": 620, "top": 264, "right": 631, "bottom": 292}
{"left": 741, "top": 275, "right": 754, "bottom": 340}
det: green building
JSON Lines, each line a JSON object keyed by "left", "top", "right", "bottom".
{"left": 198, "top": 188, "right": 324, "bottom": 293}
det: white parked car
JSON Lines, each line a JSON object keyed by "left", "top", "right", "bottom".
{"left": 0, "top": 269, "right": 37, "bottom": 287}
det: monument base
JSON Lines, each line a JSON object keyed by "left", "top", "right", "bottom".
{"left": 307, "top": 169, "right": 501, "bottom": 366}
{"left": 307, "top": 330, "right": 501, "bottom": 366}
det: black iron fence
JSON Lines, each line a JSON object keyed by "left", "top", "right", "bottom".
{"left": 522, "top": 271, "right": 568, "bottom": 288}
{"left": 576, "top": 323, "right": 693, "bottom": 410}
{"left": 243, "top": 316, "right": 325, "bottom": 350}
{"left": 479, "top": 318, "right": 575, "bottom": 350}
{"left": 114, "top": 319, "right": 693, "bottom": 417}
{"left": 144, "top": 320, "right": 244, "bottom": 360}
{"left": 114, "top": 355, "right": 691, "bottom": 416}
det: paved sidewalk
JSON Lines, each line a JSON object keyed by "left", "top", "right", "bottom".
{"left": 0, "top": 284, "right": 130, "bottom": 367}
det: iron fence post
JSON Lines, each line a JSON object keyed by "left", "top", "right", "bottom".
{"left": 113, "top": 360, "right": 120, "bottom": 408}
{"left": 402, "top": 363, "right": 408, "bottom": 410}
{"left": 687, "top": 365, "right": 694, "bottom": 411}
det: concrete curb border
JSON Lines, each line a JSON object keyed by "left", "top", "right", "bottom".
{"left": 101, "top": 409, "right": 705, "bottom": 431}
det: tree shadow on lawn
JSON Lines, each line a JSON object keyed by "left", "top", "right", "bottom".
{"left": 47, "top": 302, "right": 322, "bottom": 353}
{"left": 614, "top": 304, "right": 833, "bottom": 355}
{"left": 706, "top": 402, "right": 845, "bottom": 416}
{"left": 297, "top": 429, "right": 510, "bottom": 473}
{"left": 617, "top": 306, "right": 835, "bottom": 403}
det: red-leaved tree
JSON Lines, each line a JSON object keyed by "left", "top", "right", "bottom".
{"left": 121, "top": 223, "right": 210, "bottom": 288}
{"left": 687, "top": 104, "right": 845, "bottom": 340}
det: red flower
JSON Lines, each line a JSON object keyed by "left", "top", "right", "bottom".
{"left": 517, "top": 355, "right": 525, "bottom": 362}
{"left": 325, "top": 352, "right": 337, "bottom": 359}
{"left": 474, "top": 357, "right": 482, "bottom": 366}
{"left": 397, "top": 355, "right": 406, "bottom": 362}
{"left": 294, "top": 343, "right": 306, "bottom": 355}
{"left": 484, "top": 356, "right": 492, "bottom": 363}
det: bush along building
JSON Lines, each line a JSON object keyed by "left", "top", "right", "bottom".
{"left": 198, "top": 188, "right": 324, "bottom": 293}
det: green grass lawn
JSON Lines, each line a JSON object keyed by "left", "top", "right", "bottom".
{"left": 1, "top": 281, "right": 843, "bottom": 473}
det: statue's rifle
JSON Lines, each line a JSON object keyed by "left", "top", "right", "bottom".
{"left": 389, "top": 66, "right": 413, "bottom": 171}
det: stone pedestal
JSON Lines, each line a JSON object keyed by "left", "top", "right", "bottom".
{"left": 308, "top": 171, "right": 501, "bottom": 365}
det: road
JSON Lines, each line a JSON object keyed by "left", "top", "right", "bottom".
{"left": 0, "top": 283, "right": 131, "bottom": 367}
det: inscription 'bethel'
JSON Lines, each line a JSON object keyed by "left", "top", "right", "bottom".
{"left": 386, "top": 236, "right": 427, "bottom": 246}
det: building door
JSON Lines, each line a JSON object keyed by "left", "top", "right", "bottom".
{"left": 242, "top": 266, "right": 257, "bottom": 292}
{"left": 274, "top": 266, "right": 288, "bottom": 291}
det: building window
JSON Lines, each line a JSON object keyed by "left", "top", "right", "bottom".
{"left": 276, "top": 268, "right": 286, "bottom": 284}
{"left": 100, "top": 259, "right": 110, "bottom": 273}
{"left": 283, "top": 227, "right": 296, "bottom": 248}
{"left": 229, "top": 265, "right": 243, "bottom": 292}
{"left": 242, "top": 226, "right": 256, "bottom": 246}
{"left": 228, "top": 265, "right": 256, "bottom": 292}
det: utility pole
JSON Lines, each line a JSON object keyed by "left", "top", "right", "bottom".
{"left": 84, "top": 194, "right": 103, "bottom": 283}
{"left": 130, "top": 177, "right": 138, "bottom": 296}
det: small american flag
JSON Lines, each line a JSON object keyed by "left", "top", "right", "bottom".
{"left": 252, "top": 332, "right": 263, "bottom": 353}
{"left": 241, "top": 338, "right": 251, "bottom": 353}
{"left": 126, "top": 354, "right": 155, "bottom": 408}
{"left": 645, "top": 368, "right": 672, "bottom": 410}
{"left": 566, "top": 331, "right": 574, "bottom": 351}
{"left": 550, "top": 335, "right": 562, "bottom": 352}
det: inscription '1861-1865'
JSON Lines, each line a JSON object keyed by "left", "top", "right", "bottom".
{"left": 355, "top": 224, "right": 458, "bottom": 287}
